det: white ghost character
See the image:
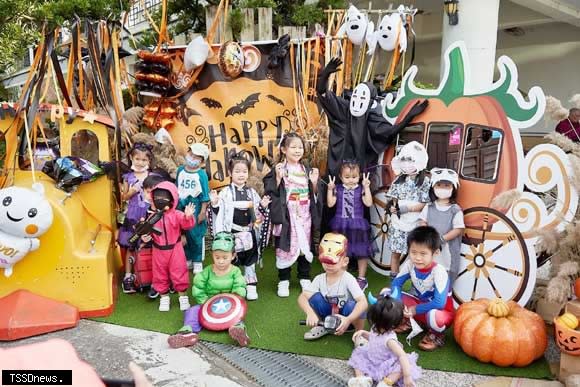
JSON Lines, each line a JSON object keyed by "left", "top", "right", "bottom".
{"left": 184, "top": 36, "right": 210, "bottom": 71}
{"left": 337, "top": 5, "right": 375, "bottom": 46}
{"left": 368, "top": 7, "right": 407, "bottom": 54}
{"left": 0, "top": 183, "right": 53, "bottom": 277}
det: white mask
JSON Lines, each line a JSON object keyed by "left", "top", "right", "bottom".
{"left": 400, "top": 162, "right": 417, "bottom": 175}
{"left": 434, "top": 188, "right": 453, "bottom": 199}
{"left": 350, "top": 83, "right": 372, "bottom": 117}
{"left": 131, "top": 164, "right": 149, "bottom": 173}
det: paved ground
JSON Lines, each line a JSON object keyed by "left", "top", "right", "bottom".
{"left": 0, "top": 319, "right": 563, "bottom": 387}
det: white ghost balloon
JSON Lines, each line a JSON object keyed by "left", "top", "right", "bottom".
{"left": 0, "top": 183, "right": 53, "bottom": 277}
{"left": 337, "top": 5, "right": 374, "bottom": 46}
{"left": 350, "top": 83, "right": 372, "bottom": 117}
{"left": 375, "top": 11, "right": 407, "bottom": 53}
{"left": 184, "top": 36, "right": 210, "bottom": 71}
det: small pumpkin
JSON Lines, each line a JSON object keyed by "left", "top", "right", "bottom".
{"left": 454, "top": 298, "right": 547, "bottom": 367}
{"left": 554, "top": 316, "right": 580, "bottom": 355}
{"left": 558, "top": 313, "right": 579, "bottom": 330}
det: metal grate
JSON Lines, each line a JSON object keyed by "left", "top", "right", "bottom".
{"left": 203, "top": 342, "right": 346, "bottom": 387}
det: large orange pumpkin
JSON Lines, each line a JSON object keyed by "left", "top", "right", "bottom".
{"left": 454, "top": 298, "right": 547, "bottom": 367}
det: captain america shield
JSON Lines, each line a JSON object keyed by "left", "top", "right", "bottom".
{"left": 199, "top": 293, "right": 247, "bottom": 331}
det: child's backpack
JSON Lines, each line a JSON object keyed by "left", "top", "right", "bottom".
{"left": 133, "top": 247, "right": 153, "bottom": 291}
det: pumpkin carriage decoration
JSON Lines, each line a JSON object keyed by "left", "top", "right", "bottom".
{"left": 370, "top": 42, "right": 579, "bottom": 306}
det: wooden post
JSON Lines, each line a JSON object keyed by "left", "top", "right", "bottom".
{"left": 257, "top": 7, "right": 273, "bottom": 40}
{"left": 205, "top": 5, "right": 233, "bottom": 43}
{"left": 240, "top": 8, "right": 255, "bottom": 42}
{"left": 278, "top": 26, "right": 306, "bottom": 40}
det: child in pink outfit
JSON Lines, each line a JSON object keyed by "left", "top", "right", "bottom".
{"left": 142, "top": 181, "right": 196, "bottom": 312}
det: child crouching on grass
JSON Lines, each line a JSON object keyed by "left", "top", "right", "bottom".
{"left": 167, "top": 232, "right": 250, "bottom": 348}
{"left": 298, "top": 233, "right": 368, "bottom": 340}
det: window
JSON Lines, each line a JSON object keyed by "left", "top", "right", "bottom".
{"left": 71, "top": 130, "right": 99, "bottom": 164}
{"left": 395, "top": 123, "right": 424, "bottom": 155}
{"left": 461, "top": 126, "right": 502, "bottom": 182}
{"left": 127, "top": 0, "right": 162, "bottom": 27}
{"left": 425, "top": 123, "right": 463, "bottom": 170}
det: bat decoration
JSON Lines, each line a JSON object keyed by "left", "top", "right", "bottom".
{"left": 201, "top": 97, "right": 222, "bottom": 109}
{"left": 178, "top": 105, "right": 202, "bottom": 125}
{"left": 266, "top": 94, "right": 285, "bottom": 107}
{"left": 225, "top": 93, "right": 260, "bottom": 117}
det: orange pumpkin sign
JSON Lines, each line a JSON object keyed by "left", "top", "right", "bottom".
{"left": 454, "top": 298, "right": 547, "bottom": 367}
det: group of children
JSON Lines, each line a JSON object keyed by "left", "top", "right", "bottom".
{"left": 117, "top": 132, "right": 465, "bottom": 387}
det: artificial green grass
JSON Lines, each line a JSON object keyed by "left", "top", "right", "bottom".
{"left": 94, "top": 249, "right": 552, "bottom": 379}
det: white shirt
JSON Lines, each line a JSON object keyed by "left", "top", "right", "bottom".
{"left": 177, "top": 169, "right": 202, "bottom": 199}
{"left": 306, "top": 271, "right": 364, "bottom": 308}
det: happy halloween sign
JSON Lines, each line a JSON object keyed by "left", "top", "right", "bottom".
{"left": 169, "top": 42, "right": 322, "bottom": 189}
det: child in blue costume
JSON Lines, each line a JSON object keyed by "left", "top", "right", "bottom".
{"left": 176, "top": 143, "right": 210, "bottom": 274}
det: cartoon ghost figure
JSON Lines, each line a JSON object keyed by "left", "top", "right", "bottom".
{"left": 336, "top": 5, "right": 374, "bottom": 46}
{"left": 391, "top": 141, "right": 428, "bottom": 176}
{"left": 367, "top": 6, "right": 408, "bottom": 55}
{"left": 0, "top": 183, "right": 53, "bottom": 277}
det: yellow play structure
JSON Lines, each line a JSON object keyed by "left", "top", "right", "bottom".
{"left": 0, "top": 107, "right": 121, "bottom": 318}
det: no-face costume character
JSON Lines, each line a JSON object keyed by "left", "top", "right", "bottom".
{"left": 316, "top": 58, "right": 428, "bottom": 177}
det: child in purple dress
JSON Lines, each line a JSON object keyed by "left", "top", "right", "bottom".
{"left": 327, "top": 161, "right": 374, "bottom": 291}
{"left": 118, "top": 142, "right": 154, "bottom": 294}
{"left": 348, "top": 295, "right": 421, "bottom": 387}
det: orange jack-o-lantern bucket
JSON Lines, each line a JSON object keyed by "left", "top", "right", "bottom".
{"left": 554, "top": 317, "right": 580, "bottom": 356}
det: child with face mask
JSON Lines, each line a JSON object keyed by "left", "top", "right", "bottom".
{"left": 176, "top": 143, "right": 211, "bottom": 274}
{"left": 385, "top": 142, "right": 431, "bottom": 279}
{"left": 118, "top": 142, "right": 155, "bottom": 294}
{"left": 418, "top": 168, "right": 464, "bottom": 285}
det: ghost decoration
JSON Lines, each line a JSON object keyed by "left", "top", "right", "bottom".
{"left": 336, "top": 5, "right": 375, "bottom": 46}
{"left": 184, "top": 36, "right": 210, "bottom": 71}
{"left": 0, "top": 183, "right": 53, "bottom": 277}
{"left": 367, "top": 6, "right": 408, "bottom": 55}
{"left": 391, "top": 141, "right": 428, "bottom": 176}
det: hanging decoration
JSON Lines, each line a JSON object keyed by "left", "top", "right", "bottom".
{"left": 218, "top": 41, "right": 245, "bottom": 79}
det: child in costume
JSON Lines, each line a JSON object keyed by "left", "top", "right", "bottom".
{"left": 176, "top": 143, "right": 210, "bottom": 274}
{"left": 263, "top": 132, "right": 323, "bottom": 297}
{"left": 141, "top": 181, "right": 196, "bottom": 312}
{"left": 167, "top": 232, "right": 250, "bottom": 348}
{"left": 327, "top": 160, "right": 374, "bottom": 290}
{"left": 118, "top": 142, "right": 155, "bottom": 294}
{"left": 391, "top": 226, "right": 454, "bottom": 351}
{"left": 210, "top": 152, "right": 271, "bottom": 301}
{"left": 419, "top": 168, "right": 464, "bottom": 285}
{"left": 386, "top": 141, "right": 430, "bottom": 278}
{"left": 298, "top": 233, "right": 368, "bottom": 340}
{"left": 348, "top": 295, "right": 422, "bottom": 387}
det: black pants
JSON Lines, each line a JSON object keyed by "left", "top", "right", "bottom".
{"left": 278, "top": 255, "right": 311, "bottom": 281}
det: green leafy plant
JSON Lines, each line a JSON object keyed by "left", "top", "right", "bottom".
{"left": 291, "top": 4, "right": 324, "bottom": 26}
{"left": 229, "top": 8, "right": 244, "bottom": 40}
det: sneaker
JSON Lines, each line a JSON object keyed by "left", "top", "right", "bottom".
{"left": 304, "top": 325, "right": 329, "bottom": 341}
{"left": 179, "top": 296, "right": 191, "bottom": 311}
{"left": 246, "top": 285, "right": 258, "bottom": 301}
{"left": 419, "top": 330, "right": 445, "bottom": 351}
{"left": 167, "top": 331, "right": 199, "bottom": 349}
{"left": 193, "top": 262, "right": 203, "bottom": 274}
{"left": 228, "top": 322, "right": 250, "bottom": 347}
{"left": 347, "top": 376, "right": 372, "bottom": 387}
{"left": 394, "top": 318, "right": 412, "bottom": 334}
{"left": 299, "top": 279, "right": 312, "bottom": 291}
{"left": 159, "top": 295, "right": 170, "bottom": 312}
{"left": 186, "top": 261, "right": 194, "bottom": 270}
{"left": 148, "top": 287, "right": 159, "bottom": 299}
{"left": 356, "top": 277, "right": 368, "bottom": 291}
{"left": 277, "top": 280, "right": 290, "bottom": 297}
{"left": 122, "top": 274, "right": 136, "bottom": 294}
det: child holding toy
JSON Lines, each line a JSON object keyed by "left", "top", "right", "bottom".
{"left": 298, "top": 233, "right": 368, "bottom": 340}
{"left": 418, "top": 168, "right": 464, "bottom": 285}
{"left": 348, "top": 295, "right": 422, "bottom": 387}
{"left": 210, "top": 151, "right": 271, "bottom": 301}
{"left": 142, "top": 181, "right": 196, "bottom": 312}
{"left": 386, "top": 141, "right": 431, "bottom": 279}
{"left": 167, "top": 232, "right": 250, "bottom": 348}
{"left": 263, "top": 132, "right": 323, "bottom": 297}
{"left": 119, "top": 142, "right": 155, "bottom": 294}
{"left": 391, "top": 226, "right": 455, "bottom": 351}
{"left": 327, "top": 160, "right": 374, "bottom": 290}
{"left": 176, "top": 143, "right": 210, "bottom": 274}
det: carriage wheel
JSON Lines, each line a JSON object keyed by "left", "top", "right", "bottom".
{"left": 453, "top": 207, "right": 532, "bottom": 305}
